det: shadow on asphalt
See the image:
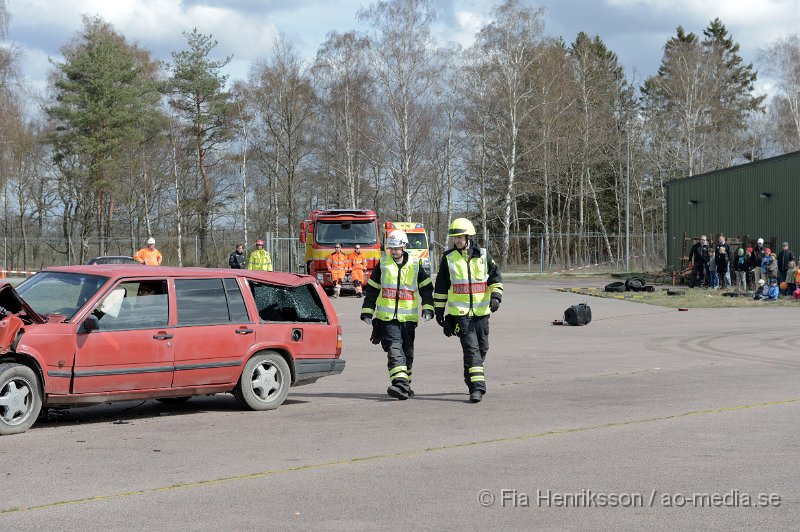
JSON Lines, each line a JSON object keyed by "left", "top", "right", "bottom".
{"left": 290, "top": 391, "right": 472, "bottom": 403}
{"left": 31, "top": 394, "right": 311, "bottom": 431}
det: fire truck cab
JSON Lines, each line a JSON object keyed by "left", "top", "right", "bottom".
{"left": 381, "top": 222, "right": 432, "bottom": 274}
{"left": 300, "top": 210, "right": 380, "bottom": 292}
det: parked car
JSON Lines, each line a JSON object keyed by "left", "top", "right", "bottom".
{"left": 0, "top": 265, "right": 344, "bottom": 434}
{"left": 86, "top": 256, "right": 138, "bottom": 265}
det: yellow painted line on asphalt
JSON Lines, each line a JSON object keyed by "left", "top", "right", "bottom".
{"left": 2, "top": 396, "right": 799, "bottom": 515}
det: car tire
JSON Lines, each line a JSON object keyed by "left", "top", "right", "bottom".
{"left": 234, "top": 352, "right": 291, "bottom": 411}
{"left": 156, "top": 396, "right": 192, "bottom": 404}
{"left": 604, "top": 281, "right": 625, "bottom": 293}
{"left": 626, "top": 277, "right": 645, "bottom": 291}
{"left": 0, "top": 363, "right": 42, "bottom": 435}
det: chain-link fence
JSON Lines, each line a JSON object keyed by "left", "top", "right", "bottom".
{"left": 0, "top": 231, "right": 665, "bottom": 274}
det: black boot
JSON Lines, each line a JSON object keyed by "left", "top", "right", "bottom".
{"left": 387, "top": 385, "right": 409, "bottom": 400}
{"left": 469, "top": 390, "right": 483, "bottom": 403}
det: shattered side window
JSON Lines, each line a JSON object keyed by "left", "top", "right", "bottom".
{"left": 249, "top": 281, "right": 327, "bottom": 323}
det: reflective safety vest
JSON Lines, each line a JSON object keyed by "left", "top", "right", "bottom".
{"left": 445, "top": 248, "right": 492, "bottom": 317}
{"left": 248, "top": 249, "right": 273, "bottom": 271}
{"left": 375, "top": 254, "right": 422, "bottom": 322}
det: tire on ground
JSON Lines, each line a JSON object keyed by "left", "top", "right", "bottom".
{"left": 0, "top": 362, "right": 43, "bottom": 436}
{"left": 604, "top": 281, "right": 625, "bottom": 293}
{"left": 233, "top": 351, "right": 291, "bottom": 411}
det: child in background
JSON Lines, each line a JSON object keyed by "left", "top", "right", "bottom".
{"left": 706, "top": 247, "right": 718, "bottom": 288}
{"left": 733, "top": 247, "right": 748, "bottom": 292}
{"left": 786, "top": 260, "right": 797, "bottom": 296}
{"left": 753, "top": 279, "right": 769, "bottom": 300}
{"left": 745, "top": 247, "right": 755, "bottom": 290}
{"left": 767, "top": 277, "right": 780, "bottom": 300}
{"left": 767, "top": 252, "right": 779, "bottom": 284}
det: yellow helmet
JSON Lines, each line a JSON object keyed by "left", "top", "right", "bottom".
{"left": 448, "top": 218, "right": 476, "bottom": 237}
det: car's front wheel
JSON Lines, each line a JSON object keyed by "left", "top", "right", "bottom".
{"left": 0, "top": 363, "right": 42, "bottom": 435}
{"left": 233, "top": 352, "right": 291, "bottom": 411}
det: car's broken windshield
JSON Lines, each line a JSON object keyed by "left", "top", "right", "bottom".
{"left": 15, "top": 272, "right": 108, "bottom": 319}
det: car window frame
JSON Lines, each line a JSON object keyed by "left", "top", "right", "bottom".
{"left": 247, "top": 279, "right": 330, "bottom": 324}
{"left": 87, "top": 278, "right": 171, "bottom": 332}
{"left": 173, "top": 277, "right": 254, "bottom": 327}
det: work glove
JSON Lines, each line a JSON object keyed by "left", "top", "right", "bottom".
{"left": 422, "top": 309, "right": 434, "bottom": 322}
{"left": 442, "top": 317, "right": 454, "bottom": 337}
{"left": 360, "top": 314, "right": 373, "bottom": 325}
{"left": 370, "top": 320, "right": 382, "bottom": 345}
{"left": 490, "top": 296, "right": 501, "bottom": 313}
{"left": 435, "top": 310, "right": 445, "bottom": 327}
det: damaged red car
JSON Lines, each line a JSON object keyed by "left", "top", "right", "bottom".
{"left": 0, "top": 265, "right": 344, "bottom": 435}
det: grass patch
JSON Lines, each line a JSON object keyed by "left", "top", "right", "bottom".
{"left": 555, "top": 287, "right": 800, "bottom": 309}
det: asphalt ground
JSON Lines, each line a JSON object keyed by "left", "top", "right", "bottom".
{"left": 1, "top": 279, "right": 798, "bottom": 530}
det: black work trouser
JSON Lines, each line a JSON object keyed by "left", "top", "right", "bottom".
{"left": 380, "top": 319, "right": 417, "bottom": 390}
{"left": 689, "top": 261, "right": 705, "bottom": 288}
{"left": 454, "top": 314, "right": 489, "bottom": 393}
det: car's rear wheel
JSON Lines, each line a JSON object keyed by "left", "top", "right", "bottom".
{"left": 0, "top": 363, "right": 42, "bottom": 435}
{"left": 233, "top": 352, "right": 291, "bottom": 411}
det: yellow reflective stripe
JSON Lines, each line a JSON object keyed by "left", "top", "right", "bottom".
{"left": 433, "top": 293, "right": 448, "bottom": 300}
{"left": 434, "top": 301, "right": 447, "bottom": 308}
{"left": 362, "top": 307, "right": 374, "bottom": 314}
{"left": 390, "top": 372, "right": 409, "bottom": 381}
{"left": 470, "top": 376, "right": 485, "bottom": 382}
{"left": 389, "top": 366, "right": 408, "bottom": 377}
{"left": 422, "top": 304, "right": 434, "bottom": 311}
{"left": 468, "top": 367, "right": 484, "bottom": 373}
{"left": 368, "top": 279, "right": 381, "bottom": 289}
{"left": 419, "top": 278, "right": 432, "bottom": 288}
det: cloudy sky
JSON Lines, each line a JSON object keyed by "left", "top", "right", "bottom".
{"left": 4, "top": 0, "right": 799, "bottom": 94}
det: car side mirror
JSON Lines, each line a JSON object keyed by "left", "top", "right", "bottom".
{"left": 83, "top": 314, "right": 99, "bottom": 332}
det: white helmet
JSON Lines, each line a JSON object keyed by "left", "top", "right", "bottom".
{"left": 147, "top": 237, "right": 156, "bottom": 245}
{"left": 757, "top": 238, "right": 764, "bottom": 245}
{"left": 386, "top": 229, "right": 408, "bottom": 248}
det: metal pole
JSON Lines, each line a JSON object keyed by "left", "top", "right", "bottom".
{"left": 527, "top": 225, "right": 531, "bottom": 272}
{"left": 195, "top": 236, "right": 198, "bottom": 266}
{"left": 539, "top": 235, "right": 544, "bottom": 274}
{"left": 625, "top": 129, "right": 631, "bottom": 271}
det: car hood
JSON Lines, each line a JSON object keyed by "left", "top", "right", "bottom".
{"left": 0, "top": 283, "right": 46, "bottom": 324}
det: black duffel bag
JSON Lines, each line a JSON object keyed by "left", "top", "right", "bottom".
{"left": 564, "top": 303, "right": 592, "bottom": 326}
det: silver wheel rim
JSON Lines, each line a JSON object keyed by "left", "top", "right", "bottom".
{"left": 250, "top": 361, "right": 282, "bottom": 402}
{"left": 0, "top": 376, "right": 35, "bottom": 427}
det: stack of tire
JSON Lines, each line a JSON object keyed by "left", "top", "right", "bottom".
{"left": 604, "top": 277, "right": 655, "bottom": 293}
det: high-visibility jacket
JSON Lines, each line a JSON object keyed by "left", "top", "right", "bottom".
{"left": 347, "top": 251, "right": 368, "bottom": 283}
{"left": 133, "top": 247, "right": 162, "bottom": 266}
{"left": 247, "top": 249, "right": 272, "bottom": 271}
{"left": 326, "top": 251, "right": 348, "bottom": 282}
{"left": 362, "top": 253, "right": 434, "bottom": 322}
{"left": 434, "top": 241, "right": 503, "bottom": 317}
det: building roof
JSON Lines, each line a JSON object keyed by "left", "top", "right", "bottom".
{"left": 665, "top": 150, "right": 800, "bottom": 187}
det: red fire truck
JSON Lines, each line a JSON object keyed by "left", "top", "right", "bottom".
{"left": 299, "top": 210, "right": 381, "bottom": 292}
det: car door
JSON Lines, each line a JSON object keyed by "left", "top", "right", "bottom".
{"left": 73, "top": 279, "right": 173, "bottom": 393}
{"left": 170, "top": 277, "right": 255, "bottom": 387}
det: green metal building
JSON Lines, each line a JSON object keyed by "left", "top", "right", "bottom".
{"left": 666, "top": 150, "right": 800, "bottom": 270}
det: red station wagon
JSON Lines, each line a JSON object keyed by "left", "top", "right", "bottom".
{"left": 0, "top": 265, "right": 344, "bottom": 435}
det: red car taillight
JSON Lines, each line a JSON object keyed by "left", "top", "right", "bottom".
{"left": 336, "top": 325, "right": 342, "bottom": 355}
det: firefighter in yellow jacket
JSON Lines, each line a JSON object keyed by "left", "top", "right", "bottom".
{"left": 434, "top": 218, "right": 503, "bottom": 403}
{"left": 247, "top": 240, "right": 273, "bottom": 271}
{"left": 361, "top": 230, "right": 434, "bottom": 400}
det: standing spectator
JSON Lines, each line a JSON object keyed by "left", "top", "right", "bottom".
{"left": 229, "top": 243, "right": 246, "bottom": 269}
{"left": 134, "top": 237, "right": 162, "bottom": 266}
{"left": 776, "top": 242, "right": 795, "bottom": 294}
{"left": 326, "top": 243, "right": 348, "bottom": 298}
{"left": 688, "top": 235, "right": 709, "bottom": 288}
{"left": 764, "top": 250, "right": 778, "bottom": 284}
{"left": 787, "top": 259, "right": 798, "bottom": 297}
{"left": 733, "top": 247, "right": 748, "bottom": 292}
{"left": 745, "top": 247, "right": 755, "bottom": 290}
{"left": 347, "top": 244, "right": 368, "bottom": 298}
{"left": 714, "top": 234, "right": 732, "bottom": 289}
{"left": 751, "top": 237, "right": 766, "bottom": 284}
{"left": 706, "top": 248, "right": 718, "bottom": 289}
{"left": 247, "top": 240, "right": 273, "bottom": 271}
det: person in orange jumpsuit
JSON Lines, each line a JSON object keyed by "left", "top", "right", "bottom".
{"left": 133, "top": 237, "right": 162, "bottom": 266}
{"left": 326, "top": 243, "right": 348, "bottom": 298}
{"left": 347, "top": 244, "right": 368, "bottom": 298}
